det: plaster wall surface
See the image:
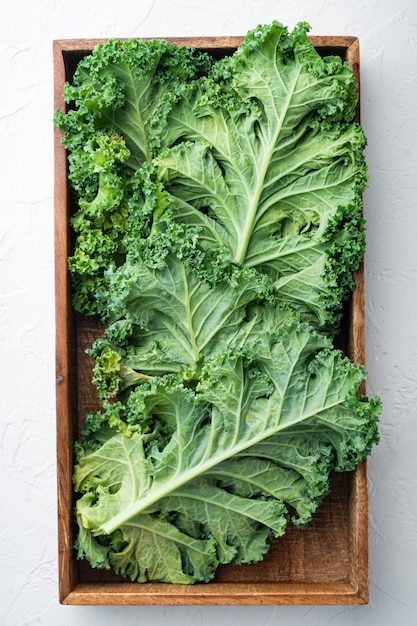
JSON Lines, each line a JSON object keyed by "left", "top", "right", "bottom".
{"left": 1, "top": 1, "right": 416, "bottom": 624}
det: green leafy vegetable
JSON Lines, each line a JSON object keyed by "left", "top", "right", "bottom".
{"left": 55, "top": 20, "right": 380, "bottom": 584}
{"left": 75, "top": 314, "right": 379, "bottom": 583}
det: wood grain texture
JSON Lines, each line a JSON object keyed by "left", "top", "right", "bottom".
{"left": 54, "top": 35, "right": 368, "bottom": 606}
{"left": 54, "top": 39, "right": 77, "bottom": 604}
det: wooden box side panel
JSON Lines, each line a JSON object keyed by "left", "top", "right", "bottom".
{"left": 54, "top": 39, "right": 78, "bottom": 602}
{"left": 54, "top": 35, "right": 368, "bottom": 606}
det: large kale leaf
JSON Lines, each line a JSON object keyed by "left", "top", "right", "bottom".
{"left": 154, "top": 21, "right": 367, "bottom": 333}
{"left": 75, "top": 311, "right": 379, "bottom": 583}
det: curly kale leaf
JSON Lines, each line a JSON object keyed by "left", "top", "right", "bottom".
{"left": 74, "top": 315, "right": 379, "bottom": 583}
{"left": 92, "top": 253, "right": 273, "bottom": 386}
{"left": 54, "top": 38, "right": 214, "bottom": 315}
{"left": 56, "top": 38, "right": 214, "bottom": 169}
{"left": 154, "top": 21, "right": 367, "bottom": 334}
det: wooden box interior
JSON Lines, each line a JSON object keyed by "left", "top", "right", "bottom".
{"left": 54, "top": 34, "right": 369, "bottom": 606}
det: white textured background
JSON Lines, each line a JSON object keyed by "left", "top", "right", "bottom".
{"left": 1, "top": 0, "right": 416, "bottom": 624}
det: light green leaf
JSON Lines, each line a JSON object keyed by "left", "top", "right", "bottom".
{"left": 155, "top": 22, "right": 366, "bottom": 331}
{"left": 74, "top": 316, "right": 379, "bottom": 581}
{"left": 109, "top": 514, "right": 219, "bottom": 584}
{"left": 101, "top": 253, "right": 268, "bottom": 379}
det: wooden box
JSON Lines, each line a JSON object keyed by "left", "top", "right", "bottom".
{"left": 54, "top": 34, "right": 369, "bottom": 605}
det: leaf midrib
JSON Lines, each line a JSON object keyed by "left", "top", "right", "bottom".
{"left": 234, "top": 65, "right": 302, "bottom": 264}
{"left": 99, "top": 393, "right": 342, "bottom": 534}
